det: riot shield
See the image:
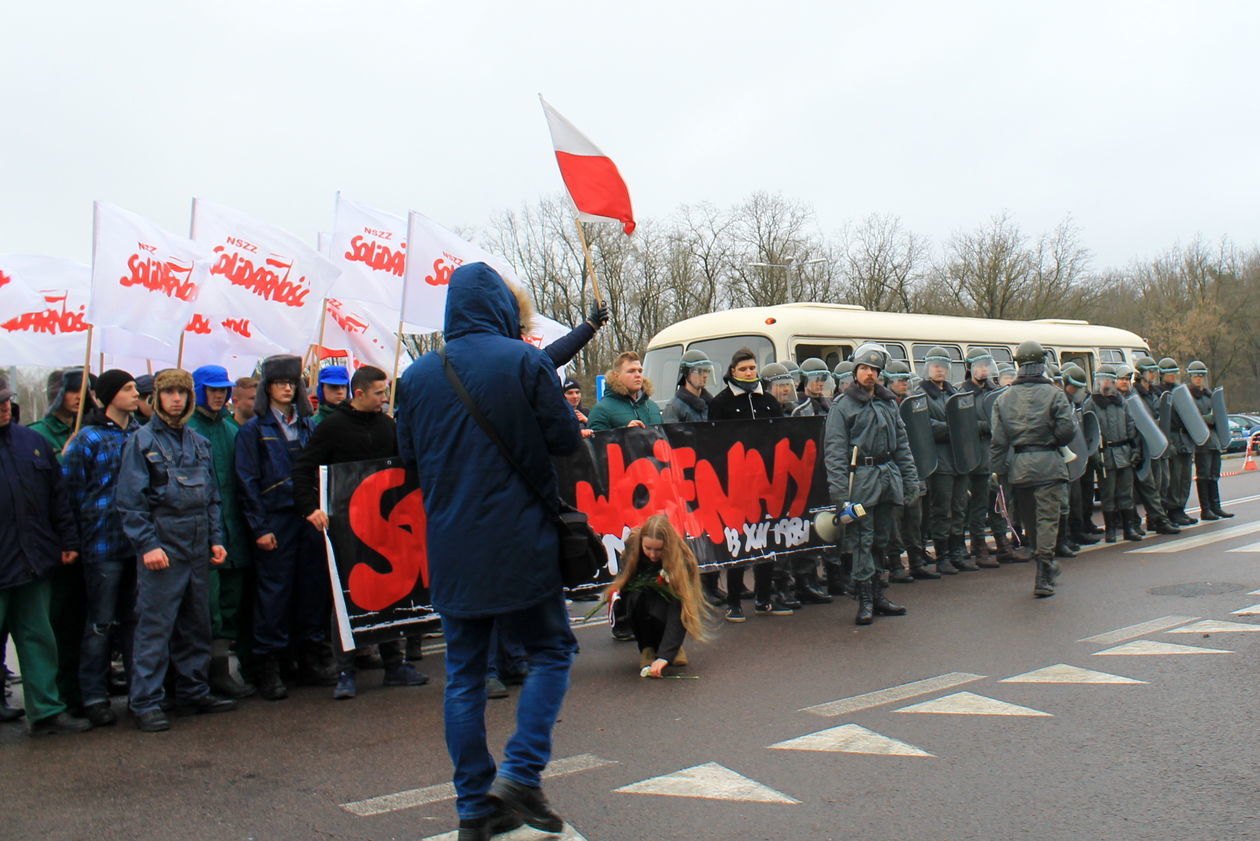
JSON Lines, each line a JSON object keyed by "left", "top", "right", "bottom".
{"left": 1212, "top": 387, "right": 1230, "bottom": 454}
{"left": 899, "top": 394, "right": 938, "bottom": 479}
{"left": 979, "top": 385, "right": 1007, "bottom": 426}
{"left": 1171, "top": 383, "right": 1212, "bottom": 447}
{"left": 945, "top": 391, "right": 982, "bottom": 473}
{"left": 1125, "top": 393, "right": 1169, "bottom": 480}
{"left": 1066, "top": 412, "right": 1090, "bottom": 481}
{"left": 1158, "top": 392, "right": 1173, "bottom": 440}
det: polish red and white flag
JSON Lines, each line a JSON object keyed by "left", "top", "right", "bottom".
{"left": 539, "top": 96, "right": 636, "bottom": 235}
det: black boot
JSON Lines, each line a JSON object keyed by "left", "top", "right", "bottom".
{"left": 1122, "top": 509, "right": 1144, "bottom": 542}
{"left": 854, "top": 581, "right": 874, "bottom": 626}
{"left": 1149, "top": 513, "right": 1180, "bottom": 535}
{"left": 257, "top": 655, "right": 288, "bottom": 701}
{"left": 887, "top": 552, "right": 914, "bottom": 583}
{"left": 1210, "top": 482, "right": 1234, "bottom": 518}
{"left": 1197, "top": 481, "right": 1220, "bottom": 521}
{"left": 796, "top": 570, "right": 834, "bottom": 603}
{"left": 933, "top": 539, "right": 957, "bottom": 575}
{"left": 1054, "top": 517, "right": 1078, "bottom": 557}
{"left": 1033, "top": 560, "right": 1056, "bottom": 598}
{"left": 1169, "top": 505, "right": 1197, "bottom": 526}
{"left": 775, "top": 579, "right": 802, "bottom": 610}
{"left": 951, "top": 536, "right": 979, "bottom": 572}
{"left": 971, "top": 536, "right": 999, "bottom": 568}
{"left": 908, "top": 546, "right": 941, "bottom": 578}
{"left": 701, "top": 573, "right": 726, "bottom": 607}
{"left": 872, "top": 578, "right": 907, "bottom": 616}
{"left": 1103, "top": 511, "right": 1118, "bottom": 543}
{"left": 1083, "top": 514, "right": 1104, "bottom": 535}
{"left": 1133, "top": 514, "right": 1147, "bottom": 536}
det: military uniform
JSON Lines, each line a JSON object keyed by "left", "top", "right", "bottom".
{"left": 1187, "top": 360, "right": 1233, "bottom": 521}
{"left": 1083, "top": 366, "right": 1142, "bottom": 542}
{"left": 1131, "top": 356, "right": 1180, "bottom": 535}
{"left": 990, "top": 342, "right": 1077, "bottom": 597}
{"left": 1158, "top": 358, "right": 1197, "bottom": 525}
{"left": 886, "top": 361, "right": 938, "bottom": 580}
{"left": 917, "top": 347, "right": 973, "bottom": 573}
{"left": 958, "top": 349, "right": 1003, "bottom": 567}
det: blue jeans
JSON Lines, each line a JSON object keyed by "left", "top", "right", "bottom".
{"left": 486, "top": 623, "right": 529, "bottom": 680}
{"left": 79, "top": 556, "right": 136, "bottom": 707}
{"left": 440, "top": 594, "right": 578, "bottom": 820}
{"left": 130, "top": 555, "right": 213, "bottom": 714}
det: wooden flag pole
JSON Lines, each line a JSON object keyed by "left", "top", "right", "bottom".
{"left": 387, "top": 317, "right": 405, "bottom": 417}
{"left": 175, "top": 331, "right": 187, "bottom": 371}
{"left": 308, "top": 299, "right": 329, "bottom": 391}
{"left": 72, "top": 326, "right": 94, "bottom": 436}
{"left": 573, "top": 218, "right": 604, "bottom": 306}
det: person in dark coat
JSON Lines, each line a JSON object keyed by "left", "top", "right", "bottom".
{"left": 314, "top": 365, "right": 350, "bottom": 425}
{"left": 235, "top": 354, "right": 333, "bottom": 700}
{"left": 117, "top": 368, "right": 236, "bottom": 732}
{"left": 0, "top": 376, "right": 91, "bottom": 735}
{"left": 395, "top": 262, "right": 581, "bottom": 841}
{"left": 291, "top": 365, "right": 429, "bottom": 699}
{"left": 1084, "top": 365, "right": 1142, "bottom": 542}
{"left": 917, "top": 347, "right": 974, "bottom": 574}
{"left": 1187, "top": 360, "right": 1233, "bottom": 520}
{"left": 661, "top": 350, "right": 713, "bottom": 423}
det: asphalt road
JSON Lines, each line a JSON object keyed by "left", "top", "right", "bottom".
{"left": 4, "top": 470, "right": 1259, "bottom": 841}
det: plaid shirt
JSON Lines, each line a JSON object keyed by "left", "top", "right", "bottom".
{"left": 62, "top": 415, "right": 139, "bottom": 564}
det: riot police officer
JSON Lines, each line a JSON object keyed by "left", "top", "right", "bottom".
{"left": 1132, "top": 356, "right": 1180, "bottom": 535}
{"left": 959, "top": 348, "right": 1003, "bottom": 567}
{"left": 885, "top": 361, "right": 938, "bottom": 580}
{"left": 1188, "top": 360, "right": 1233, "bottom": 520}
{"left": 833, "top": 360, "right": 854, "bottom": 392}
{"left": 661, "top": 350, "right": 714, "bottom": 423}
{"left": 990, "top": 341, "right": 1077, "bottom": 597}
{"left": 1084, "top": 365, "right": 1142, "bottom": 542}
{"left": 1158, "top": 358, "right": 1197, "bottom": 525}
{"left": 918, "top": 347, "right": 974, "bottom": 573}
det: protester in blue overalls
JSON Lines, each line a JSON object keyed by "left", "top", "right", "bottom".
{"left": 234, "top": 354, "right": 334, "bottom": 700}
{"left": 117, "top": 368, "right": 236, "bottom": 732}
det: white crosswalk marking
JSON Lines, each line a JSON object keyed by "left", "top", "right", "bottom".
{"left": 1130, "top": 521, "right": 1260, "bottom": 553}
{"left": 1167, "top": 619, "right": 1260, "bottom": 634}
{"left": 800, "top": 672, "right": 986, "bottom": 716}
{"left": 614, "top": 762, "right": 800, "bottom": 804}
{"left": 1078, "top": 616, "right": 1198, "bottom": 644}
{"left": 1092, "top": 640, "right": 1233, "bottom": 656}
{"left": 1226, "top": 541, "right": 1260, "bottom": 553}
{"left": 422, "top": 824, "right": 588, "bottom": 841}
{"left": 999, "top": 664, "right": 1146, "bottom": 684}
{"left": 894, "top": 691, "right": 1051, "bottom": 717}
{"left": 769, "top": 724, "right": 934, "bottom": 757}
{"left": 1231, "top": 603, "right": 1260, "bottom": 616}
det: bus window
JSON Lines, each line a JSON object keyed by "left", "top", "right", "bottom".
{"left": 1099, "top": 348, "right": 1125, "bottom": 364}
{"left": 793, "top": 342, "right": 853, "bottom": 370}
{"left": 689, "top": 335, "right": 775, "bottom": 396}
{"left": 884, "top": 343, "right": 908, "bottom": 361}
{"left": 968, "top": 345, "right": 1012, "bottom": 364}
{"left": 1060, "top": 350, "right": 1095, "bottom": 383}
{"left": 912, "top": 343, "right": 964, "bottom": 383}
{"left": 642, "top": 344, "right": 682, "bottom": 403}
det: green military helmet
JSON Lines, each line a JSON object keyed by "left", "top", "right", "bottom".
{"left": 884, "top": 359, "right": 912, "bottom": 381}
{"left": 760, "top": 362, "right": 793, "bottom": 385}
{"left": 1013, "top": 340, "right": 1046, "bottom": 365}
{"left": 782, "top": 360, "right": 802, "bottom": 387}
{"left": 1046, "top": 362, "right": 1062, "bottom": 384}
{"left": 799, "top": 357, "right": 831, "bottom": 383}
{"left": 1134, "top": 354, "right": 1158, "bottom": 373}
{"left": 1095, "top": 363, "right": 1117, "bottom": 380}
{"left": 965, "top": 346, "right": 995, "bottom": 366}
{"left": 1186, "top": 360, "right": 1209, "bottom": 377}
{"left": 677, "top": 349, "right": 714, "bottom": 385}
{"left": 1157, "top": 357, "right": 1180, "bottom": 375}
{"left": 1062, "top": 363, "right": 1088, "bottom": 388}
{"left": 924, "top": 346, "right": 952, "bottom": 364}
{"left": 833, "top": 360, "right": 854, "bottom": 384}
{"left": 1114, "top": 363, "right": 1135, "bottom": 380}
{"left": 851, "top": 342, "right": 891, "bottom": 372}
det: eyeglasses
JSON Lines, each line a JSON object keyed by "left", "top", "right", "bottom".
{"left": 271, "top": 379, "right": 297, "bottom": 388}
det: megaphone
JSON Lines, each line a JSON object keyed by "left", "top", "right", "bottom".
{"left": 814, "top": 502, "right": 866, "bottom": 542}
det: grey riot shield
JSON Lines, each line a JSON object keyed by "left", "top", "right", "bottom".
{"left": 1212, "top": 387, "right": 1230, "bottom": 453}
{"left": 899, "top": 394, "right": 939, "bottom": 479}
{"left": 945, "top": 391, "right": 982, "bottom": 474}
{"left": 1125, "top": 393, "right": 1169, "bottom": 480}
{"left": 1171, "top": 383, "right": 1212, "bottom": 447}
{"left": 1158, "top": 392, "right": 1173, "bottom": 440}
{"left": 979, "top": 385, "right": 1007, "bottom": 423}
{"left": 1066, "top": 412, "right": 1090, "bottom": 482}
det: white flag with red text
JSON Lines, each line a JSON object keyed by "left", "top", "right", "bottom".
{"left": 191, "top": 199, "right": 340, "bottom": 352}
{"left": 0, "top": 255, "right": 94, "bottom": 367}
{"left": 88, "top": 202, "right": 210, "bottom": 355}
{"left": 326, "top": 195, "right": 412, "bottom": 314}
{"left": 401, "top": 211, "right": 517, "bottom": 333}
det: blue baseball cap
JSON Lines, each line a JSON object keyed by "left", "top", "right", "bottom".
{"left": 318, "top": 366, "right": 350, "bottom": 386}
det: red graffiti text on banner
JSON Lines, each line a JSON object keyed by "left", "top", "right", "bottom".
{"left": 346, "top": 468, "right": 428, "bottom": 611}
{"left": 120, "top": 252, "right": 198, "bottom": 301}
{"left": 345, "top": 235, "right": 405, "bottom": 278}
{"left": 1, "top": 293, "right": 89, "bottom": 335}
{"left": 423, "top": 252, "right": 464, "bottom": 287}
{"left": 574, "top": 437, "right": 816, "bottom": 543}
{"left": 212, "top": 246, "right": 309, "bottom": 308}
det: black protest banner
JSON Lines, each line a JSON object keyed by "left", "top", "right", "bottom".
{"left": 322, "top": 457, "right": 435, "bottom": 651}
{"left": 322, "top": 417, "right": 832, "bottom": 643}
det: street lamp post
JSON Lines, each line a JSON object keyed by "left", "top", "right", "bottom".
{"left": 746, "top": 257, "right": 828, "bottom": 303}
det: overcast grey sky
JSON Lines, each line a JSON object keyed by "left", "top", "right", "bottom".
{"left": 3, "top": 1, "right": 1257, "bottom": 271}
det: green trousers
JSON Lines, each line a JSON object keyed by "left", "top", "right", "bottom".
{"left": 0, "top": 577, "right": 67, "bottom": 722}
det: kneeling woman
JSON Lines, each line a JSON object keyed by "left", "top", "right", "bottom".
{"left": 607, "top": 515, "right": 711, "bottom": 677}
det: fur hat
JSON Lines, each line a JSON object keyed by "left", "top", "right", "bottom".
{"left": 153, "top": 368, "right": 195, "bottom": 427}
{"left": 256, "top": 355, "right": 312, "bottom": 418}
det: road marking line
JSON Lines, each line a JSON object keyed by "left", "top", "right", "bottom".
{"left": 1092, "top": 640, "right": 1233, "bottom": 656}
{"left": 1226, "top": 541, "right": 1260, "bottom": 553}
{"left": 1078, "top": 616, "right": 1198, "bottom": 644}
{"left": 340, "top": 754, "right": 617, "bottom": 817}
{"left": 614, "top": 762, "right": 800, "bottom": 804}
{"left": 999, "top": 664, "right": 1146, "bottom": 684}
{"left": 769, "top": 724, "right": 933, "bottom": 757}
{"left": 894, "top": 691, "right": 1051, "bottom": 717}
{"left": 1130, "top": 521, "right": 1260, "bottom": 553}
{"left": 800, "top": 672, "right": 986, "bottom": 717}
{"left": 1167, "top": 619, "right": 1260, "bottom": 634}
{"left": 1249, "top": 589, "right": 1260, "bottom": 596}
{"left": 1231, "top": 603, "right": 1260, "bottom": 616}
{"left": 422, "top": 823, "right": 588, "bottom": 841}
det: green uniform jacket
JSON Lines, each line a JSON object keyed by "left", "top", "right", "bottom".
{"left": 587, "top": 379, "right": 663, "bottom": 430}
{"left": 186, "top": 406, "right": 251, "bottom": 569}
{"left": 824, "top": 383, "right": 919, "bottom": 509}
{"left": 917, "top": 379, "right": 959, "bottom": 476}
{"left": 990, "top": 376, "right": 1076, "bottom": 486}
{"left": 1084, "top": 392, "right": 1136, "bottom": 470}
{"left": 1189, "top": 386, "right": 1218, "bottom": 452}
{"left": 959, "top": 379, "right": 999, "bottom": 474}
{"left": 28, "top": 413, "right": 73, "bottom": 463}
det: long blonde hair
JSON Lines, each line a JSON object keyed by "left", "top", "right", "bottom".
{"left": 608, "top": 515, "right": 712, "bottom": 641}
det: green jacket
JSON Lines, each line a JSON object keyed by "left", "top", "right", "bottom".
{"left": 186, "top": 406, "right": 251, "bottom": 569}
{"left": 587, "top": 379, "right": 663, "bottom": 430}
{"left": 1084, "top": 392, "right": 1136, "bottom": 470}
{"left": 28, "top": 413, "right": 74, "bottom": 463}
{"left": 314, "top": 403, "right": 338, "bottom": 426}
{"left": 990, "top": 376, "right": 1076, "bottom": 486}
{"left": 824, "top": 383, "right": 919, "bottom": 508}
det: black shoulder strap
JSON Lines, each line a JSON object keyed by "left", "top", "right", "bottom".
{"left": 439, "top": 348, "right": 559, "bottom": 517}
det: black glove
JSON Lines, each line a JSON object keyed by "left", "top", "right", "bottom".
{"left": 587, "top": 300, "right": 610, "bottom": 328}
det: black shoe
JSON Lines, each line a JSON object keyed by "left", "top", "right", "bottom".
{"left": 854, "top": 582, "right": 874, "bottom": 626}
{"left": 406, "top": 637, "right": 426, "bottom": 661}
{"left": 1066, "top": 539, "right": 1081, "bottom": 552}
{"left": 796, "top": 582, "right": 833, "bottom": 604}
{"left": 1072, "top": 529, "right": 1101, "bottom": 546}
{"left": 1083, "top": 518, "right": 1104, "bottom": 535}
{"left": 257, "top": 656, "right": 289, "bottom": 701}
{"left": 909, "top": 564, "right": 941, "bottom": 580}
{"left": 933, "top": 539, "right": 957, "bottom": 575}
{"left": 29, "top": 712, "right": 92, "bottom": 735}
{"left": 486, "top": 676, "right": 509, "bottom": 699}
{"left": 951, "top": 537, "right": 979, "bottom": 572}
{"left": 0, "top": 703, "right": 24, "bottom": 723}
{"left": 1152, "top": 518, "right": 1181, "bottom": 535}
{"left": 610, "top": 623, "right": 636, "bottom": 642}
{"left": 457, "top": 800, "right": 524, "bottom": 841}
{"left": 488, "top": 776, "right": 564, "bottom": 833}
{"left": 872, "top": 581, "right": 907, "bottom": 616}
{"left": 83, "top": 701, "right": 117, "bottom": 727}
{"left": 174, "top": 694, "right": 238, "bottom": 716}
{"left": 1033, "top": 563, "right": 1055, "bottom": 598}
{"left": 724, "top": 606, "right": 746, "bottom": 623}
{"left": 1122, "top": 510, "right": 1144, "bottom": 542}
{"left": 774, "top": 582, "right": 802, "bottom": 610}
{"left": 1170, "top": 508, "right": 1197, "bottom": 526}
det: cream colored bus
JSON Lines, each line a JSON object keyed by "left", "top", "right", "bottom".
{"left": 642, "top": 303, "right": 1149, "bottom": 403}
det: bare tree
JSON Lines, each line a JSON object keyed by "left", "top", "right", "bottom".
{"left": 837, "top": 213, "right": 927, "bottom": 312}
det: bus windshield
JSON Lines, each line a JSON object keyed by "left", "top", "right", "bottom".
{"left": 643, "top": 335, "right": 775, "bottom": 403}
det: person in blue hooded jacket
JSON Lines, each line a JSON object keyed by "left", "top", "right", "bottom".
{"left": 396, "top": 262, "right": 581, "bottom": 841}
